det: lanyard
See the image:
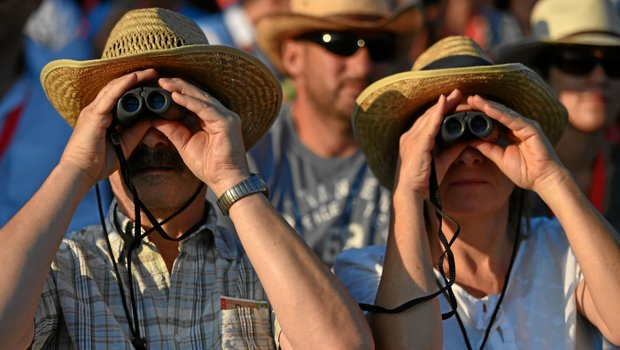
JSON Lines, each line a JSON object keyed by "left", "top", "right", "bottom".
{"left": 0, "top": 102, "right": 26, "bottom": 160}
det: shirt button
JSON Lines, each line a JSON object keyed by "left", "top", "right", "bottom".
{"left": 174, "top": 333, "right": 183, "bottom": 343}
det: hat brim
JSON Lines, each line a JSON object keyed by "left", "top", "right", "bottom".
{"left": 353, "top": 63, "right": 568, "bottom": 189}
{"left": 495, "top": 34, "right": 620, "bottom": 67}
{"left": 256, "top": 5, "right": 422, "bottom": 74}
{"left": 41, "top": 44, "right": 282, "bottom": 150}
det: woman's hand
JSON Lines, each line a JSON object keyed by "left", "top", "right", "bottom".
{"left": 466, "top": 94, "right": 568, "bottom": 194}
{"left": 395, "top": 89, "right": 467, "bottom": 198}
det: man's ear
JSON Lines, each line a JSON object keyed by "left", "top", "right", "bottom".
{"left": 281, "top": 39, "right": 305, "bottom": 78}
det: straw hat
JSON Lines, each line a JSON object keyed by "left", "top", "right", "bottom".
{"left": 40, "top": 8, "right": 282, "bottom": 150}
{"left": 495, "top": 0, "right": 620, "bottom": 66}
{"left": 353, "top": 35, "right": 568, "bottom": 190}
{"left": 256, "top": 0, "right": 423, "bottom": 73}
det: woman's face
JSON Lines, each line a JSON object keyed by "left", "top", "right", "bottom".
{"left": 547, "top": 47, "right": 620, "bottom": 133}
{"left": 435, "top": 103, "right": 514, "bottom": 218}
{"left": 438, "top": 145, "right": 514, "bottom": 218}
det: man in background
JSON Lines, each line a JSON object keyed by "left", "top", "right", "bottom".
{"left": 245, "top": 0, "right": 422, "bottom": 265}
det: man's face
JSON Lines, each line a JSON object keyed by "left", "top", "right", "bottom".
{"left": 548, "top": 47, "right": 620, "bottom": 133}
{"left": 110, "top": 121, "right": 202, "bottom": 217}
{"left": 289, "top": 30, "right": 400, "bottom": 121}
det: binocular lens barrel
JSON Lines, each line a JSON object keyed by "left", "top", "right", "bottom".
{"left": 114, "top": 87, "right": 186, "bottom": 126}
{"left": 441, "top": 115, "right": 467, "bottom": 144}
{"left": 468, "top": 113, "right": 493, "bottom": 138}
{"left": 146, "top": 91, "right": 167, "bottom": 112}
{"left": 437, "top": 111, "right": 500, "bottom": 147}
{"left": 120, "top": 94, "right": 142, "bottom": 113}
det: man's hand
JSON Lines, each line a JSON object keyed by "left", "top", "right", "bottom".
{"left": 153, "top": 77, "right": 251, "bottom": 196}
{"left": 59, "top": 69, "right": 156, "bottom": 185}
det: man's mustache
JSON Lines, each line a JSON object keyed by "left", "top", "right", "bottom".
{"left": 126, "top": 145, "right": 184, "bottom": 175}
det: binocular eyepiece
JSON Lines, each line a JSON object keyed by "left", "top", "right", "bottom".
{"left": 437, "top": 111, "right": 503, "bottom": 148}
{"left": 114, "top": 87, "right": 186, "bottom": 126}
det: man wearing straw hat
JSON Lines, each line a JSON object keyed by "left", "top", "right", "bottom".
{"left": 244, "top": 0, "right": 422, "bottom": 266}
{"left": 335, "top": 35, "right": 620, "bottom": 348}
{"left": 0, "top": 8, "right": 372, "bottom": 349}
{"left": 495, "top": 0, "right": 620, "bottom": 232}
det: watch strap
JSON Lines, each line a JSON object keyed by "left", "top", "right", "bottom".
{"left": 216, "top": 173, "right": 269, "bottom": 216}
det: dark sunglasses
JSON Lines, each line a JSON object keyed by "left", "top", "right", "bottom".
{"left": 296, "top": 31, "right": 398, "bottom": 63}
{"left": 551, "top": 48, "right": 620, "bottom": 78}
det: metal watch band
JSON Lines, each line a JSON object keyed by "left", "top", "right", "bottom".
{"left": 216, "top": 173, "right": 269, "bottom": 216}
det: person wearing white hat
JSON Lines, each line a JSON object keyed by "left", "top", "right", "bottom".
{"left": 335, "top": 35, "right": 620, "bottom": 349}
{"left": 239, "top": 0, "right": 423, "bottom": 266}
{"left": 0, "top": 8, "right": 372, "bottom": 349}
{"left": 496, "top": 0, "right": 620, "bottom": 231}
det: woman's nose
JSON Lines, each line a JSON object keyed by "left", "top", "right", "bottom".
{"left": 455, "top": 146, "right": 484, "bottom": 167}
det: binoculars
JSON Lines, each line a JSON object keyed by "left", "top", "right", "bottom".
{"left": 114, "top": 86, "right": 185, "bottom": 126}
{"left": 437, "top": 111, "right": 502, "bottom": 147}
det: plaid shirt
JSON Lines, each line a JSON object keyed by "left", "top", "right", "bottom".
{"left": 33, "top": 201, "right": 277, "bottom": 349}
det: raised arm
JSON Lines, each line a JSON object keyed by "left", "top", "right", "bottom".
{"left": 154, "top": 77, "right": 373, "bottom": 350}
{"left": 0, "top": 70, "right": 155, "bottom": 349}
{"left": 365, "top": 91, "right": 473, "bottom": 349}
{"left": 468, "top": 94, "right": 620, "bottom": 346}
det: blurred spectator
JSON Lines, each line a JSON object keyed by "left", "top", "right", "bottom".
{"left": 416, "top": 0, "right": 525, "bottom": 55}
{"left": 496, "top": 0, "right": 620, "bottom": 230}
{"left": 24, "top": 0, "right": 91, "bottom": 73}
{"left": 186, "top": 0, "right": 289, "bottom": 76}
{"left": 0, "top": 0, "right": 111, "bottom": 231}
{"left": 227, "top": 0, "right": 423, "bottom": 266}
{"left": 496, "top": 0, "right": 539, "bottom": 38}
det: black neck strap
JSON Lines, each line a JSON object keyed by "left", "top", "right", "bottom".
{"left": 359, "top": 158, "right": 459, "bottom": 320}
{"left": 97, "top": 128, "right": 205, "bottom": 349}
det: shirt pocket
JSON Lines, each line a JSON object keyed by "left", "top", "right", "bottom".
{"left": 220, "top": 296, "right": 275, "bottom": 350}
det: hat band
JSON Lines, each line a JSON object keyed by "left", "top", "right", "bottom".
{"left": 420, "top": 55, "right": 492, "bottom": 70}
{"left": 562, "top": 30, "right": 620, "bottom": 41}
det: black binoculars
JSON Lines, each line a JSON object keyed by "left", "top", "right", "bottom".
{"left": 114, "top": 86, "right": 186, "bottom": 126}
{"left": 437, "top": 111, "right": 502, "bottom": 147}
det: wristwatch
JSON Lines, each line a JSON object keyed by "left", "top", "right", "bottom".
{"left": 216, "top": 173, "right": 269, "bottom": 216}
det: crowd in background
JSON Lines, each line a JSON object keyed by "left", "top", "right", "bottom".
{"left": 2, "top": 0, "right": 620, "bottom": 348}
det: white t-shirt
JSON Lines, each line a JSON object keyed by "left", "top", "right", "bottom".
{"left": 334, "top": 217, "right": 603, "bottom": 349}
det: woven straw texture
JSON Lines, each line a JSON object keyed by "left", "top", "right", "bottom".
{"left": 256, "top": 0, "right": 422, "bottom": 73}
{"left": 41, "top": 8, "right": 281, "bottom": 150}
{"left": 353, "top": 36, "right": 568, "bottom": 190}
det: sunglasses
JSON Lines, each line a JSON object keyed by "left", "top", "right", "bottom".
{"left": 551, "top": 48, "right": 620, "bottom": 78}
{"left": 296, "top": 31, "right": 398, "bottom": 63}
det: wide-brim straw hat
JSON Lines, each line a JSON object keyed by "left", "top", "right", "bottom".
{"left": 495, "top": 0, "right": 620, "bottom": 66}
{"left": 354, "top": 35, "right": 568, "bottom": 190}
{"left": 256, "top": 0, "right": 423, "bottom": 74}
{"left": 41, "top": 7, "right": 282, "bottom": 150}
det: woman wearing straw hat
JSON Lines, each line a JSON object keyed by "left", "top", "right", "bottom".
{"left": 496, "top": 0, "right": 620, "bottom": 231}
{"left": 0, "top": 8, "right": 372, "bottom": 349}
{"left": 335, "top": 35, "right": 620, "bottom": 349}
